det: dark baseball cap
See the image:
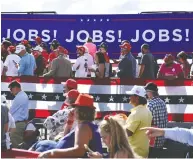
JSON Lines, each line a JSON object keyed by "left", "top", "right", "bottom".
{"left": 144, "top": 82, "right": 158, "bottom": 92}
{"left": 141, "top": 43, "right": 149, "bottom": 50}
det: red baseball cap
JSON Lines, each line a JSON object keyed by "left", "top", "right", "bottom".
{"left": 35, "top": 36, "right": 42, "bottom": 43}
{"left": 119, "top": 43, "right": 132, "bottom": 50}
{"left": 7, "top": 45, "right": 16, "bottom": 53}
{"left": 76, "top": 45, "right": 86, "bottom": 53}
{"left": 72, "top": 94, "right": 96, "bottom": 109}
{"left": 57, "top": 46, "right": 68, "bottom": 55}
{"left": 21, "top": 39, "right": 29, "bottom": 45}
{"left": 65, "top": 79, "right": 77, "bottom": 89}
{"left": 64, "top": 89, "right": 80, "bottom": 106}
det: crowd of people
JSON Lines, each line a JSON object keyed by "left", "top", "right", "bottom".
{"left": 1, "top": 37, "right": 193, "bottom": 79}
{"left": 1, "top": 79, "right": 193, "bottom": 158}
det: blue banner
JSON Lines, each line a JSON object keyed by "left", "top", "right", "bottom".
{"left": 1, "top": 13, "right": 193, "bottom": 59}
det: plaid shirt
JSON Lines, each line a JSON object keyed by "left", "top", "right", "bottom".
{"left": 147, "top": 96, "right": 168, "bottom": 148}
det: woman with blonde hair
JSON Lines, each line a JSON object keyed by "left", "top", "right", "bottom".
{"left": 88, "top": 115, "right": 135, "bottom": 158}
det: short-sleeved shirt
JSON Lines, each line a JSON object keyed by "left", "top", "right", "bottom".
{"left": 158, "top": 63, "right": 183, "bottom": 78}
{"left": 126, "top": 105, "right": 152, "bottom": 158}
{"left": 72, "top": 55, "right": 88, "bottom": 77}
{"left": 140, "top": 53, "right": 155, "bottom": 79}
{"left": 4, "top": 54, "right": 21, "bottom": 76}
{"left": 147, "top": 97, "right": 168, "bottom": 148}
{"left": 1, "top": 105, "right": 9, "bottom": 147}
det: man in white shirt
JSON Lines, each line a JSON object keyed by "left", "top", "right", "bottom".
{"left": 72, "top": 45, "right": 91, "bottom": 77}
{"left": 3, "top": 45, "right": 21, "bottom": 76}
{"left": 1, "top": 95, "right": 16, "bottom": 149}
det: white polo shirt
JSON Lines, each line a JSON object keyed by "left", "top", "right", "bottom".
{"left": 4, "top": 54, "right": 21, "bottom": 76}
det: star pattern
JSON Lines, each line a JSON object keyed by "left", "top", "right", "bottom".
{"left": 109, "top": 96, "right": 114, "bottom": 102}
{"left": 123, "top": 96, "right": 128, "bottom": 102}
{"left": 1, "top": 91, "right": 192, "bottom": 105}
{"left": 95, "top": 96, "right": 100, "bottom": 102}
{"left": 55, "top": 94, "right": 60, "bottom": 100}
{"left": 42, "top": 94, "right": 47, "bottom": 100}
{"left": 80, "top": 18, "right": 110, "bottom": 22}
{"left": 28, "top": 93, "right": 33, "bottom": 99}
{"left": 179, "top": 97, "right": 184, "bottom": 103}
{"left": 164, "top": 97, "right": 170, "bottom": 103}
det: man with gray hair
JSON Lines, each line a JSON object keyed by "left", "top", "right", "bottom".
{"left": 144, "top": 82, "right": 168, "bottom": 158}
{"left": 15, "top": 44, "right": 36, "bottom": 76}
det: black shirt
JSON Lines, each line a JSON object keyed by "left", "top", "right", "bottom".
{"left": 140, "top": 53, "right": 155, "bottom": 79}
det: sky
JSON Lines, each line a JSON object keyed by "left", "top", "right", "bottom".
{"left": 1, "top": 0, "right": 193, "bottom": 14}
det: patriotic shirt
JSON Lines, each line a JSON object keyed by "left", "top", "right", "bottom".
{"left": 147, "top": 96, "right": 168, "bottom": 148}
{"left": 72, "top": 55, "right": 88, "bottom": 77}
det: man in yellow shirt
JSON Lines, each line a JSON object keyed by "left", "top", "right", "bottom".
{"left": 125, "top": 85, "right": 152, "bottom": 158}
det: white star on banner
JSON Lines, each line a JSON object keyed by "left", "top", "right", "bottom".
{"left": 28, "top": 93, "right": 33, "bottom": 99}
{"left": 179, "top": 97, "right": 184, "bottom": 103}
{"left": 95, "top": 96, "right": 100, "bottom": 102}
{"left": 109, "top": 96, "right": 114, "bottom": 102}
{"left": 42, "top": 94, "right": 47, "bottom": 100}
{"left": 55, "top": 94, "right": 60, "bottom": 100}
{"left": 93, "top": 19, "right": 96, "bottom": 21}
{"left": 100, "top": 19, "right": 103, "bottom": 21}
{"left": 87, "top": 19, "right": 90, "bottom": 21}
{"left": 164, "top": 97, "right": 170, "bottom": 103}
{"left": 80, "top": 19, "right": 83, "bottom": 22}
{"left": 107, "top": 19, "right": 109, "bottom": 21}
{"left": 123, "top": 96, "right": 128, "bottom": 102}
{"left": 2, "top": 93, "right": 7, "bottom": 97}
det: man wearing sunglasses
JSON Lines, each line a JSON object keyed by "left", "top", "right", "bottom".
{"left": 8, "top": 80, "right": 29, "bottom": 148}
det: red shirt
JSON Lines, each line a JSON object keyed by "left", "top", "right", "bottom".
{"left": 41, "top": 50, "right": 49, "bottom": 62}
{"left": 159, "top": 63, "right": 183, "bottom": 77}
{"left": 48, "top": 52, "right": 57, "bottom": 63}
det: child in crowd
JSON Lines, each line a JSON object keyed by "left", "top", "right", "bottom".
{"left": 88, "top": 115, "right": 135, "bottom": 158}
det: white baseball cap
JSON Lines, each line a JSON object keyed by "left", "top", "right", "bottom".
{"left": 33, "top": 46, "right": 43, "bottom": 52}
{"left": 1, "top": 95, "right": 7, "bottom": 106}
{"left": 15, "top": 44, "right": 26, "bottom": 54}
{"left": 126, "top": 85, "right": 146, "bottom": 98}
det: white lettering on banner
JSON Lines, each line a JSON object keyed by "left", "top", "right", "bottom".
{"left": 77, "top": 30, "right": 89, "bottom": 42}
{"left": 13, "top": 29, "right": 26, "bottom": 41}
{"left": 42, "top": 30, "right": 51, "bottom": 42}
{"left": 93, "top": 30, "right": 103, "bottom": 42}
{"left": 159, "top": 29, "right": 170, "bottom": 42}
{"left": 173, "top": 29, "right": 182, "bottom": 42}
{"left": 142, "top": 30, "right": 156, "bottom": 42}
{"left": 2, "top": 28, "right": 190, "bottom": 43}
{"left": 66, "top": 30, "right": 74, "bottom": 42}
{"left": 106, "top": 30, "right": 116, "bottom": 43}
{"left": 131, "top": 30, "right": 139, "bottom": 42}
{"left": 29, "top": 30, "right": 38, "bottom": 41}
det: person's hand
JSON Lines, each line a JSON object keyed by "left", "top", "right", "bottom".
{"left": 140, "top": 127, "right": 165, "bottom": 138}
{"left": 87, "top": 151, "right": 103, "bottom": 158}
{"left": 38, "top": 150, "right": 53, "bottom": 158}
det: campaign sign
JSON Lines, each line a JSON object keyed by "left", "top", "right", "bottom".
{"left": 1, "top": 13, "right": 193, "bottom": 59}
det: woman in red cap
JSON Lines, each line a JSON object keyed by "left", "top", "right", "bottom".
{"left": 157, "top": 54, "right": 184, "bottom": 80}
{"left": 38, "top": 94, "right": 103, "bottom": 158}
